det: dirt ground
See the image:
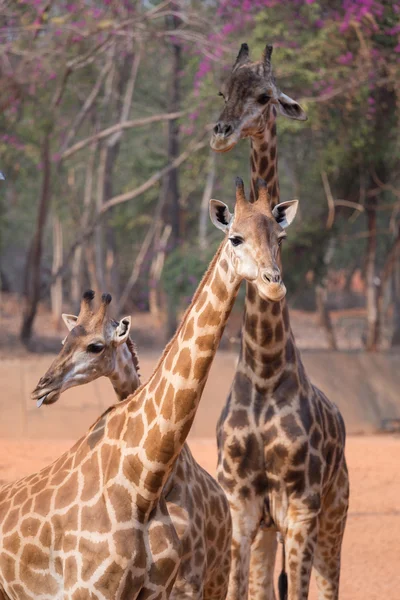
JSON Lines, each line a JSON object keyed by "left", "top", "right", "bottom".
{"left": 0, "top": 349, "right": 399, "bottom": 598}
{"left": 0, "top": 435, "right": 399, "bottom": 599}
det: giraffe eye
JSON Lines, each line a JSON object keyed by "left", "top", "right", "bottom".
{"left": 218, "top": 91, "right": 225, "bottom": 100}
{"left": 87, "top": 343, "right": 104, "bottom": 354}
{"left": 229, "top": 236, "right": 243, "bottom": 247}
{"left": 278, "top": 236, "right": 286, "bottom": 247}
{"left": 257, "top": 93, "right": 270, "bottom": 105}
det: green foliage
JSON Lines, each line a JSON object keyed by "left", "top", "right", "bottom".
{"left": 162, "top": 241, "right": 218, "bottom": 309}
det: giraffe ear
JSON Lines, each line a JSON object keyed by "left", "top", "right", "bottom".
{"left": 62, "top": 314, "right": 78, "bottom": 331}
{"left": 272, "top": 200, "right": 299, "bottom": 229}
{"left": 114, "top": 316, "right": 131, "bottom": 345}
{"left": 209, "top": 199, "right": 232, "bottom": 232}
{"left": 277, "top": 92, "right": 307, "bottom": 121}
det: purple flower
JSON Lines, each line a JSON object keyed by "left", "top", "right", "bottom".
{"left": 337, "top": 52, "right": 353, "bottom": 65}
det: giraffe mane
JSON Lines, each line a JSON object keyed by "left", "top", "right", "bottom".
{"left": 126, "top": 335, "right": 141, "bottom": 380}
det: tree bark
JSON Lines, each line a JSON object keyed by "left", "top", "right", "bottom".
{"left": 315, "top": 284, "right": 338, "bottom": 350}
{"left": 364, "top": 194, "right": 379, "bottom": 351}
{"left": 391, "top": 260, "right": 400, "bottom": 347}
{"left": 50, "top": 214, "right": 63, "bottom": 330}
{"left": 199, "top": 150, "right": 216, "bottom": 252}
{"left": 375, "top": 223, "right": 400, "bottom": 348}
{"left": 163, "top": 19, "right": 182, "bottom": 340}
{"left": 20, "top": 133, "right": 52, "bottom": 344}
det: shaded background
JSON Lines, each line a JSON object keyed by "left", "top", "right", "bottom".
{"left": 0, "top": 2, "right": 400, "bottom": 599}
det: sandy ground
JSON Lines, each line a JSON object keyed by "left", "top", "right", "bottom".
{"left": 0, "top": 351, "right": 400, "bottom": 598}
{"left": 0, "top": 435, "right": 399, "bottom": 599}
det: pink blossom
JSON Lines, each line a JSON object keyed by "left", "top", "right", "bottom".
{"left": 337, "top": 52, "right": 353, "bottom": 65}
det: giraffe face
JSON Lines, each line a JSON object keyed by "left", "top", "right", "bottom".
{"left": 210, "top": 44, "right": 307, "bottom": 153}
{"left": 210, "top": 179, "right": 298, "bottom": 302}
{"left": 31, "top": 292, "right": 132, "bottom": 407}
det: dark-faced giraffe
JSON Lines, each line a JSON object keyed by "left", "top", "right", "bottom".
{"left": 211, "top": 45, "right": 349, "bottom": 600}
{"left": 33, "top": 290, "right": 232, "bottom": 600}
{"left": 0, "top": 178, "right": 296, "bottom": 600}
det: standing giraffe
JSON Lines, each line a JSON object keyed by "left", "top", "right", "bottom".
{"left": 0, "top": 178, "right": 297, "bottom": 600}
{"left": 210, "top": 45, "right": 349, "bottom": 600}
{"left": 33, "top": 290, "right": 232, "bottom": 600}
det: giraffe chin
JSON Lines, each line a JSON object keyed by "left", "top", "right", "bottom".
{"left": 210, "top": 134, "right": 238, "bottom": 153}
{"left": 258, "top": 282, "right": 287, "bottom": 303}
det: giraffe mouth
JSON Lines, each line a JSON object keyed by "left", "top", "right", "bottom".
{"left": 210, "top": 132, "right": 239, "bottom": 153}
{"left": 258, "top": 281, "right": 287, "bottom": 303}
{"left": 33, "top": 389, "right": 60, "bottom": 407}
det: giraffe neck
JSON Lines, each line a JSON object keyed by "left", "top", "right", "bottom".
{"left": 240, "top": 105, "right": 299, "bottom": 386}
{"left": 118, "top": 239, "right": 241, "bottom": 509}
{"left": 109, "top": 340, "right": 140, "bottom": 401}
{"left": 249, "top": 105, "right": 279, "bottom": 207}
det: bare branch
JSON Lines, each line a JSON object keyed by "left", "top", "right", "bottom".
{"left": 334, "top": 199, "right": 365, "bottom": 212}
{"left": 100, "top": 135, "right": 208, "bottom": 213}
{"left": 46, "top": 130, "right": 209, "bottom": 289}
{"left": 371, "top": 168, "right": 400, "bottom": 199}
{"left": 321, "top": 170, "right": 335, "bottom": 229}
{"left": 60, "top": 62, "right": 111, "bottom": 155}
{"left": 107, "top": 48, "right": 142, "bottom": 148}
{"left": 61, "top": 111, "right": 186, "bottom": 159}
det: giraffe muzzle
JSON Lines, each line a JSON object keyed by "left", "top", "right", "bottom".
{"left": 31, "top": 385, "right": 60, "bottom": 408}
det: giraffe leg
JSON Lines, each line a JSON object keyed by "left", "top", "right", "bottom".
{"left": 226, "top": 498, "right": 264, "bottom": 600}
{"left": 284, "top": 507, "right": 319, "bottom": 600}
{"left": 248, "top": 525, "right": 278, "bottom": 600}
{"left": 313, "top": 465, "right": 349, "bottom": 600}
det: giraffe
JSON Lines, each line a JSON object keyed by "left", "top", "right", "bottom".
{"left": 210, "top": 45, "right": 349, "bottom": 600}
{"left": 0, "top": 177, "right": 298, "bottom": 600}
{"left": 33, "top": 289, "right": 232, "bottom": 600}
{"left": 211, "top": 42, "right": 307, "bottom": 203}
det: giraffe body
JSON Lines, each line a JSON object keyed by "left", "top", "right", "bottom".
{"left": 211, "top": 45, "right": 349, "bottom": 600}
{"left": 1, "top": 181, "right": 287, "bottom": 599}
{"left": 32, "top": 292, "right": 231, "bottom": 600}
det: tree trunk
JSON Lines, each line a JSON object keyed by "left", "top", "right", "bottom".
{"left": 163, "top": 21, "right": 182, "bottom": 340}
{"left": 315, "top": 237, "right": 337, "bottom": 350}
{"left": 315, "top": 284, "right": 337, "bottom": 350}
{"left": 50, "top": 214, "right": 63, "bottom": 330}
{"left": 391, "top": 260, "right": 400, "bottom": 347}
{"left": 199, "top": 150, "right": 216, "bottom": 252}
{"left": 375, "top": 222, "right": 400, "bottom": 348}
{"left": 71, "top": 142, "right": 97, "bottom": 308}
{"left": 364, "top": 195, "right": 379, "bottom": 351}
{"left": 20, "top": 133, "right": 52, "bottom": 345}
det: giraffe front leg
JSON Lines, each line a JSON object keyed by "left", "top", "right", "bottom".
{"left": 248, "top": 525, "right": 278, "bottom": 600}
{"left": 313, "top": 465, "right": 349, "bottom": 600}
{"left": 284, "top": 505, "right": 319, "bottom": 600}
{"left": 226, "top": 498, "right": 264, "bottom": 600}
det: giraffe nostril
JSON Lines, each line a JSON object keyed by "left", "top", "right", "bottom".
{"left": 214, "top": 122, "right": 222, "bottom": 135}
{"left": 262, "top": 272, "right": 271, "bottom": 283}
{"left": 272, "top": 272, "right": 281, "bottom": 283}
{"left": 223, "top": 124, "right": 233, "bottom": 137}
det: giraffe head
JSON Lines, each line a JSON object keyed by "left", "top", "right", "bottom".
{"left": 210, "top": 43, "right": 307, "bottom": 153}
{"left": 31, "top": 290, "right": 137, "bottom": 407}
{"left": 210, "top": 177, "right": 298, "bottom": 302}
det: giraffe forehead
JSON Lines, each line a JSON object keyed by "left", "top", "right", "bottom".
{"left": 226, "top": 65, "right": 273, "bottom": 96}
{"left": 233, "top": 213, "right": 281, "bottom": 249}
